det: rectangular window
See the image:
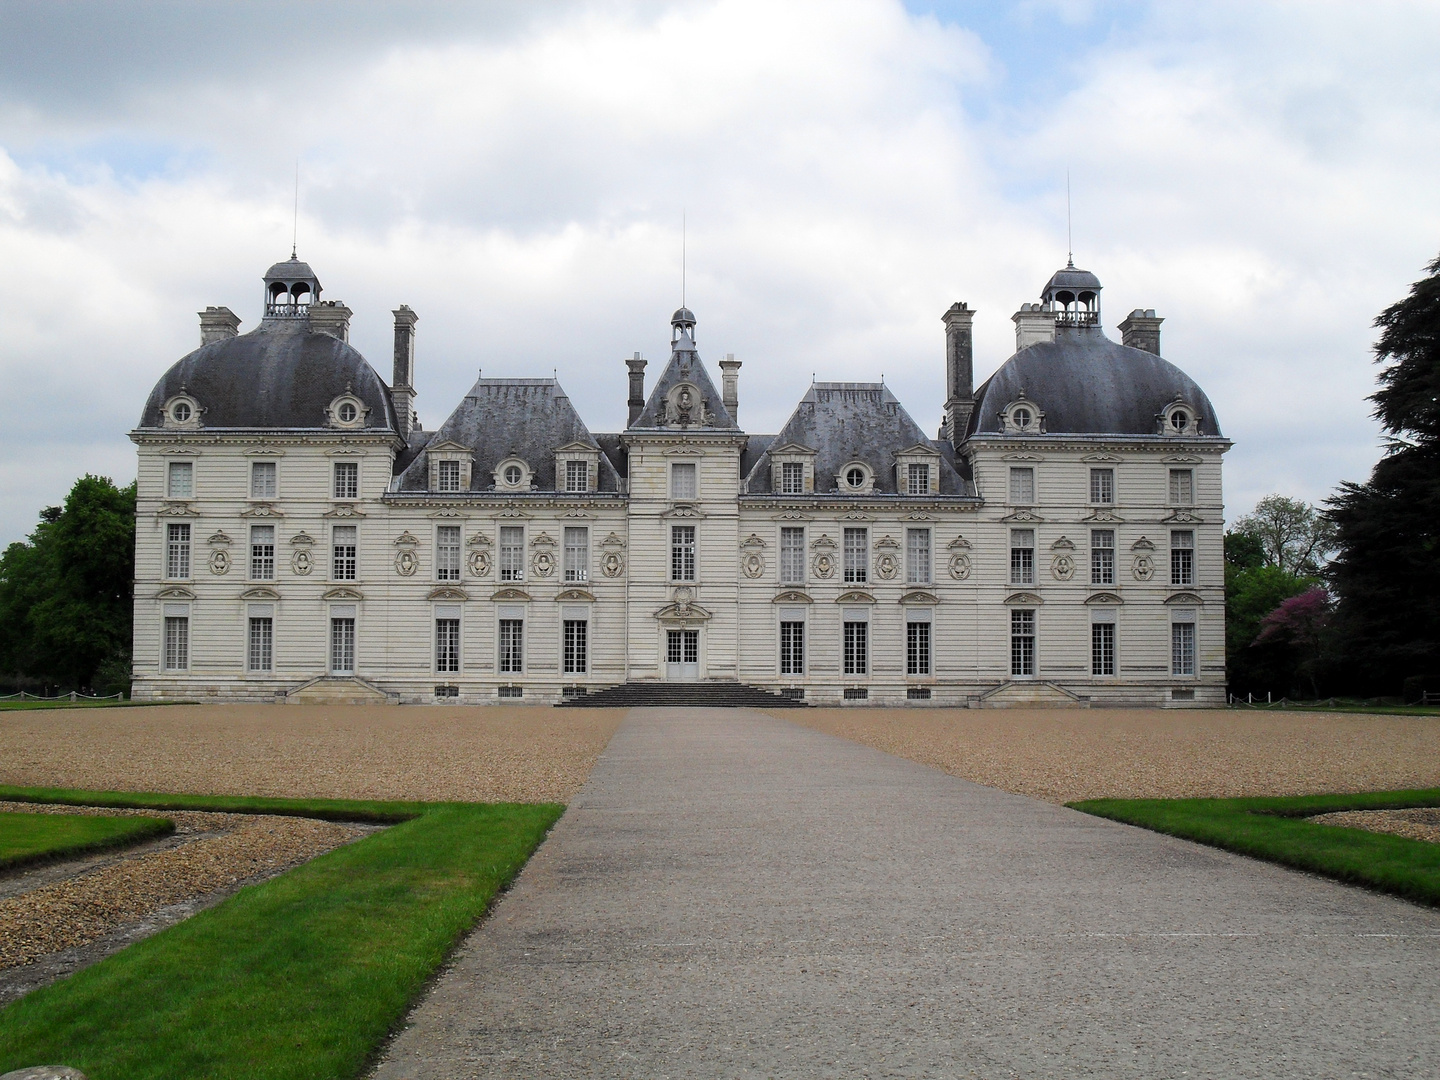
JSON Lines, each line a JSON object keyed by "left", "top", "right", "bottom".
{"left": 1010, "top": 528, "right": 1035, "bottom": 586}
{"left": 1172, "top": 621, "right": 1196, "bottom": 676}
{"left": 1169, "top": 468, "right": 1194, "bottom": 505}
{"left": 499, "top": 526, "right": 524, "bottom": 582}
{"left": 1009, "top": 466, "right": 1035, "bottom": 504}
{"left": 843, "top": 621, "right": 868, "bottom": 676}
{"left": 1089, "top": 467, "right": 1114, "bottom": 504}
{"left": 781, "top": 461, "right": 805, "bottom": 495}
{"left": 843, "top": 527, "right": 868, "bottom": 584}
{"left": 671, "top": 462, "right": 697, "bottom": 500}
{"left": 1091, "top": 622, "right": 1115, "bottom": 676}
{"left": 436, "top": 526, "right": 461, "bottom": 582}
{"left": 1010, "top": 609, "right": 1036, "bottom": 677}
{"left": 563, "top": 618, "right": 588, "bottom": 674}
{"left": 565, "top": 459, "right": 589, "bottom": 493}
{"left": 671, "top": 525, "right": 696, "bottom": 582}
{"left": 906, "top": 528, "right": 931, "bottom": 584}
{"left": 666, "top": 629, "right": 700, "bottom": 665}
{"left": 330, "top": 616, "right": 355, "bottom": 674}
{"left": 1090, "top": 529, "right": 1115, "bottom": 586}
{"left": 163, "top": 616, "right": 189, "bottom": 671}
{"left": 906, "top": 621, "right": 931, "bottom": 676}
{"left": 436, "top": 459, "right": 461, "bottom": 493}
{"left": 250, "top": 460, "right": 277, "bottom": 499}
{"left": 906, "top": 463, "right": 930, "bottom": 495}
{"left": 333, "top": 461, "right": 359, "bottom": 500}
{"left": 780, "top": 527, "right": 805, "bottom": 585}
{"left": 564, "top": 527, "right": 589, "bottom": 582}
{"left": 249, "top": 525, "right": 275, "bottom": 580}
{"left": 166, "top": 460, "right": 193, "bottom": 499}
{"left": 499, "top": 619, "right": 524, "bottom": 673}
{"left": 780, "top": 621, "right": 805, "bottom": 675}
{"left": 1170, "top": 530, "right": 1195, "bottom": 586}
{"left": 248, "top": 616, "right": 273, "bottom": 673}
{"left": 435, "top": 617, "right": 460, "bottom": 673}
{"left": 166, "top": 523, "right": 191, "bottom": 579}
{"left": 331, "top": 526, "right": 357, "bottom": 580}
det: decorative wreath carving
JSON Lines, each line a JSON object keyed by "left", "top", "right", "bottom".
{"left": 1051, "top": 554, "right": 1075, "bottom": 581}
{"left": 532, "top": 550, "right": 555, "bottom": 578}
{"left": 948, "top": 553, "right": 971, "bottom": 580}
{"left": 812, "top": 552, "right": 835, "bottom": 579}
{"left": 602, "top": 551, "right": 625, "bottom": 578}
{"left": 468, "top": 549, "right": 491, "bottom": 578}
{"left": 395, "top": 549, "right": 418, "bottom": 577}
{"left": 208, "top": 549, "right": 230, "bottom": 575}
{"left": 742, "top": 552, "right": 765, "bottom": 579}
{"left": 1132, "top": 554, "right": 1155, "bottom": 581}
{"left": 875, "top": 553, "right": 899, "bottom": 580}
{"left": 291, "top": 550, "right": 312, "bottom": 576}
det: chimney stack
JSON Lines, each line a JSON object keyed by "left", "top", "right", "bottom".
{"left": 308, "top": 300, "right": 352, "bottom": 342}
{"left": 392, "top": 305, "right": 418, "bottom": 439}
{"left": 1012, "top": 302, "right": 1056, "bottom": 352}
{"left": 1119, "top": 309, "right": 1163, "bottom": 354}
{"left": 199, "top": 306, "right": 240, "bottom": 345}
{"left": 626, "top": 352, "right": 647, "bottom": 427}
{"left": 719, "top": 353, "right": 741, "bottom": 425}
{"left": 942, "top": 303, "right": 974, "bottom": 445}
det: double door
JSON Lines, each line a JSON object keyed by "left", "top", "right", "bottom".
{"left": 666, "top": 629, "right": 699, "bottom": 681}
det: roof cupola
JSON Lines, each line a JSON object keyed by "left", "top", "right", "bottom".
{"left": 263, "top": 252, "right": 321, "bottom": 319}
{"left": 1041, "top": 259, "right": 1101, "bottom": 328}
{"left": 671, "top": 307, "right": 697, "bottom": 353}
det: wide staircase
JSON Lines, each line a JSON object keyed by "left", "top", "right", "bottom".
{"left": 557, "top": 680, "right": 809, "bottom": 708}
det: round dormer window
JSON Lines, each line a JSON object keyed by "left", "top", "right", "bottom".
{"left": 171, "top": 401, "right": 192, "bottom": 423}
{"left": 1168, "top": 408, "right": 1190, "bottom": 432}
{"left": 338, "top": 402, "right": 357, "bottom": 423}
{"left": 846, "top": 466, "right": 866, "bottom": 488}
{"left": 504, "top": 465, "right": 522, "bottom": 485}
{"left": 1013, "top": 407, "right": 1032, "bottom": 430}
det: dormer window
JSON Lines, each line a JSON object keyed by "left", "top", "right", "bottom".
{"left": 554, "top": 444, "right": 601, "bottom": 494}
{"left": 172, "top": 401, "right": 192, "bottom": 423}
{"left": 495, "top": 456, "right": 532, "bottom": 491}
{"left": 846, "top": 467, "right": 865, "bottom": 488}
{"left": 906, "top": 463, "right": 930, "bottom": 495}
{"left": 328, "top": 394, "right": 368, "bottom": 429}
{"left": 1161, "top": 398, "right": 1199, "bottom": 436}
{"left": 781, "top": 462, "right": 804, "bottom": 494}
{"left": 338, "top": 402, "right": 357, "bottom": 423}
{"left": 437, "top": 460, "right": 461, "bottom": 493}
{"left": 1013, "top": 408, "right": 1032, "bottom": 430}
{"left": 1001, "top": 398, "right": 1044, "bottom": 434}
{"left": 837, "top": 461, "right": 875, "bottom": 494}
{"left": 162, "top": 393, "right": 202, "bottom": 429}
{"left": 565, "top": 460, "right": 589, "bottom": 492}
{"left": 505, "top": 465, "right": 522, "bottom": 485}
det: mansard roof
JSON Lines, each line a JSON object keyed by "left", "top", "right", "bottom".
{"left": 628, "top": 329, "right": 739, "bottom": 431}
{"left": 395, "top": 377, "right": 622, "bottom": 492}
{"left": 746, "top": 382, "right": 973, "bottom": 495}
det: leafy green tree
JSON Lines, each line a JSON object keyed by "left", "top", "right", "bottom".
{"left": 1224, "top": 556, "right": 1316, "bottom": 698}
{"left": 1230, "top": 495, "right": 1336, "bottom": 576}
{"left": 1327, "top": 252, "right": 1440, "bottom": 695}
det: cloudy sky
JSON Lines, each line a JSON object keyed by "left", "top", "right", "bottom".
{"left": 1, "top": 0, "right": 1436, "bottom": 544}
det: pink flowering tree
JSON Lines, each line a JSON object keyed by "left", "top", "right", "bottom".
{"left": 1255, "top": 586, "right": 1334, "bottom": 698}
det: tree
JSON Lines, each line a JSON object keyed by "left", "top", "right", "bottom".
{"left": 1223, "top": 514, "right": 1320, "bottom": 698}
{"left": 1326, "top": 252, "right": 1440, "bottom": 695}
{"left": 1230, "top": 495, "right": 1336, "bottom": 576}
{"left": 1255, "top": 586, "right": 1334, "bottom": 698}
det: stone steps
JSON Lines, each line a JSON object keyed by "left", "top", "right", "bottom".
{"left": 556, "top": 681, "right": 808, "bottom": 708}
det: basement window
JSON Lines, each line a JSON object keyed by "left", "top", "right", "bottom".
{"left": 843, "top": 687, "right": 869, "bottom": 700}
{"left": 498, "top": 685, "right": 524, "bottom": 698}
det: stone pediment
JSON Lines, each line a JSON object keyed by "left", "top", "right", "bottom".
{"left": 662, "top": 503, "right": 706, "bottom": 519}
{"left": 239, "top": 586, "right": 282, "bottom": 600}
{"left": 740, "top": 533, "right": 768, "bottom": 549}
{"left": 1164, "top": 591, "right": 1204, "bottom": 605}
{"left": 206, "top": 532, "right": 233, "bottom": 546}
{"left": 556, "top": 587, "right": 596, "bottom": 602}
{"left": 242, "top": 503, "right": 286, "bottom": 518}
{"left": 1131, "top": 536, "right": 1156, "bottom": 551}
{"left": 1085, "top": 592, "right": 1124, "bottom": 605}
{"left": 838, "top": 510, "right": 873, "bottom": 521}
{"left": 1082, "top": 509, "right": 1124, "bottom": 523}
{"left": 156, "top": 502, "right": 199, "bottom": 518}
{"left": 1162, "top": 509, "right": 1202, "bottom": 524}
{"left": 947, "top": 535, "right": 972, "bottom": 550}
{"left": 654, "top": 600, "right": 713, "bottom": 622}
{"left": 835, "top": 589, "right": 875, "bottom": 604}
{"left": 322, "top": 586, "right": 365, "bottom": 601}
{"left": 426, "top": 438, "right": 472, "bottom": 454}
{"left": 467, "top": 532, "right": 493, "bottom": 547}
{"left": 1050, "top": 536, "right": 1076, "bottom": 551}
{"left": 894, "top": 442, "right": 942, "bottom": 459}
{"left": 322, "top": 504, "right": 365, "bottom": 518}
{"left": 555, "top": 440, "right": 600, "bottom": 453}
{"left": 491, "top": 587, "right": 531, "bottom": 601}
{"left": 772, "top": 589, "right": 812, "bottom": 604}
{"left": 394, "top": 531, "right": 421, "bottom": 547}
{"left": 496, "top": 507, "right": 532, "bottom": 518}
{"left": 601, "top": 532, "right": 626, "bottom": 548}
{"left": 1000, "top": 508, "right": 1043, "bottom": 523}
{"left": 427, "top": 586, "right": 470, "bottom": 601}
{"left": 428, "top": 508, "right": 468, "bottom": 519}
{"left": 1004, "top": 591, "right": 1044, "bottom": 605}
{"left": 769, "top": 441, "right": 817, "bottom": 456}
{"left": 290, "top": 532, "right": 315, "bottom": 546}
{"left": 899, "top": 589, "right": 939, "bottom": 606}
{"left": 154, "top": 586, "right": 196, "bottom": 600}
{"left": 810, "top": 533, "right": 837, "bottom": 551}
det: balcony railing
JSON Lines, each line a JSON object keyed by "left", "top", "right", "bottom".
{"left": 1053, "top": 307, "right": 1099, "bottom": 326}
{"left": 265, "top": 302, "right": 310, "bottom": 318}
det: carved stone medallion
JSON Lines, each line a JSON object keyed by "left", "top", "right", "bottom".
{"left": 812, "top": 552, "right": 835, "bottom": 579}
{"left": 468, "top": 549, "right": 492, "bottom": 578}
{"left": 291, "top": 550, "right": 312, "bottom": 576}
{"left": 395, "top": 549, "right": 418, "bottom": 576}
{"left": 602, "top": 551, "right": 625, "bottom": 578}
{"left": 208, "top": 549, "right": 230, "bottom": 575}
{"left": 875, "top": 553, "right": 899, "bottom": 580}
{"left": 1132, "top": 554, "right": 1155, "bottom": 581}
{"left": 948, "top": 553, "right": 971, "bottom": 580}
{"left": 532, "top": 550, "right": 555, "bottom": 578}
{"left": 742, "top": 552, "right": 765, "bottom": 579}
{"left": 1050, "top": 554, "right": 1075, "bottom": 581}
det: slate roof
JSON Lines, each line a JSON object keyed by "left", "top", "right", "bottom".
{"left": 628, "top": 326, "right": 738, "bottom": 431}
{"left": 137, "top": 319, "right": 397, "bottom": 432}
{"left": 395, "top": 378, "right": 622, "bottom": 493}
{"left": 746, "top": 383, "right": 973, "bottom": 496}
{"left": 963, "top": 325, "right": 1222, "bottom": 439}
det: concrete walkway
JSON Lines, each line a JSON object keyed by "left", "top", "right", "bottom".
{"left": 373, "top": 708, "right": 1440, "bottom": 1079}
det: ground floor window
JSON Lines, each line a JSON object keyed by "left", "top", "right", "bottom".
{"left": 163, "top": 616, "right": 189, "bottom": 671}
{"left": 248, "top": 617, "right": 273, "bottom": 672}
{"left": 330, "top": 617, "right": 356, "bottom": 674}
{"left": 1010, "top": 609, "right": 1035, "bottom": 677}
{"left": 666, "top": 628, "right": 699, "bottom": 665}
{"left": 843, "top": 621, "right": 868, "bottom": 675}
{"left": 1091, "top": 622, "right": 1115, "bottom": 676}
{"left": 435, "top": 618, "right": 460, "bottom": 674}
{"left": 564, "top": 619, "right": 588, "bottom": 674}
{"left": 499, "top": 618, "right": 524, "bottom": 674}
{"left": 906, "top": 621, "right": 931, "bottom": 675}
{"left": 1172, "top": 620, "right": 1196, "bottom": 676}
{"left": 780, "top": 621, "right": 805, "bottom": 675}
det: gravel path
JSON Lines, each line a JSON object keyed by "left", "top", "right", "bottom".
{"left": 784, "top": 707, "right": 1440, "bottom": 803}
{"left": 0, "top": 705, "right": 627, "bottom": 803}
{"left": 1312, "top": 807, "right": 1440, "bottom": 843}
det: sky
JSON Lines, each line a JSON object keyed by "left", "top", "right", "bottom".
{"left": 1, "top": 0, "right": 1437, "bottom": 545}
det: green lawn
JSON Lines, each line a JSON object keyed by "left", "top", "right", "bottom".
{"left": 0, "top": 786, "right": 563, "bottom": 1080}
{"left": 1071, "top": 788, "right": 1440, "bottom": 907}
{"left": 0, "top": 811, "right": 173, "bottom": 870}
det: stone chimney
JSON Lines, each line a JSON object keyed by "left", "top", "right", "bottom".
{"left": 308, "top": 300, "right": 352, "bottom": 342}
{"left": 199, "top": 306, "right": 240, "bottom": 345}
{"left": 718, "top": 353, "right": 742, "bottom": 425}
{"left": 942, "top": 303, "right": 974, "bottom": 445}
{"left": 626, "top": 352, "right": 647, "bottom": 427}
{"left": 1119, "top": 309, "right": 1163, "bottom": 355}
{"left": 1012, "top": 302, "right": 1056, "bottom": 352}
{"left": 392, "top": 305, "right": 418, "bottom": 439}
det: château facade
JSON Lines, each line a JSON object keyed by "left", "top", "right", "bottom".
{"left": 131, "top": 255, "right": 1229, "bottom": 706}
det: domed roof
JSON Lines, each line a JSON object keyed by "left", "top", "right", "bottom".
{"left": 964, "top": 328, "right": 1221, "bottom": 439}
{"left": 264, "top": 257, "right": 317, "bottom": 282}
{"left": 671, "top": 307, "right": 696, "bottom": 327}
{"left": 1043, "top": 263, "right": 1102, "bottom": 295}
{"left": 137, "top": 320, "right": 397, "bottom": 431}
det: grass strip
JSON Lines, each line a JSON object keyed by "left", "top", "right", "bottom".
{"left": 0, "top": 789, "right": 563, "bottom": 1080}
{"left": 0, "top": 811, "right": 173, "bottom": 870}
{"left": 1071, "top": 788, "right": 1440, "bottom": 907}
{"left": 0, "top": 785, "right": 429, "bottom": 825}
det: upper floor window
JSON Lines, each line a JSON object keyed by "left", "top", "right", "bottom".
{"left": 905, "top": 528, "right": 931, "bottom": 584}
{"left": 331, "top": 526, "right": 358, "bottom": 580}
{"left": 843, "top": 527, "right": 868, "bottom": 584}
{"left": 1009, "top": 466, "right": 1034, "bottom": 504}
{"left": 671, "top": 525, "right": 696, "bottom": 582}
{"left": 499, "top": 526, "right": 524, "bottom": 582}
{"left": 781, "top": 461, "right": 804, "bottom": 495}
{"left": 250, "top": 461, "right": 277, "bottom": 499}
{"left": 780, "top": 527, "right": 805, "bottom": 585}
{"left": 1089, "top": 467, "right": 1114, "bottom": 504}
{"left": 436, "top": 526, "right": 461, "bottom": 581}
{"left": 671, "top": 462, "right": 697, "bottom": 500}
{"left": 250, "top": 525, "right": 275, "bottom": 581}
{"left": 564, "top": 526, "right": 589, "bottom": 583}
{"left": 1170, "top": 530, "right": 1194, "bottom": 586}
{"left": 1169, "top": 468, "right": 1194, "bottom": 505}
{"left": 906, "top": 463, "right": 930, "bottom": 496}
{"left": 565, "top": 460, "right": 589, "bottom": 493}
{"left": 845, "top": 466, "right": 866, "bottom": 489}
{"left": 1010, "top": 528, "right": 1035, "bottom": 586}
{"left": 166, "top": 523, "right": 191, "bottom": 579}
{"left": 436, "top": 460, "right": 461, "bottom": 493}
{"left": 333, "top": 461, "right": 359, "bottom": 500}
{"left": 166, "top": 461, "right": 193, "bottom": 499}
{"left": 1090, "top": 529, "right": 1115, "bottom": 586}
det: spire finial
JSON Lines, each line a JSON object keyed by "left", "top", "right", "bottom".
{"left": 291, "top": 158, "right": 299, "bottom": 260}
{"left": 681, "top": 209, "right": 687, "bottom": 308}
{"left": 1066, "top": 168, "right": 1073, "bottom": 268}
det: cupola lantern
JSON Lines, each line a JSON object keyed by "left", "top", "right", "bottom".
{"left": 262, "top": 252, "right": 322, "bottom": 318}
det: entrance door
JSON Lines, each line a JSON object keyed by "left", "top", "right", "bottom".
{"left": 666, "top": 629, "right": 699, "bottom": 681}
